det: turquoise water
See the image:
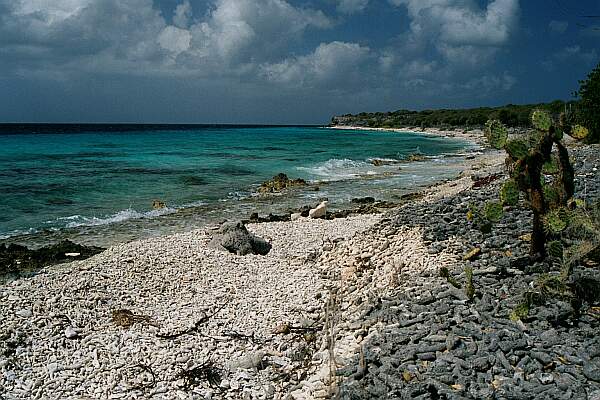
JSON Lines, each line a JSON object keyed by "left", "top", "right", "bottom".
{"left": 0, "top": 125, "right": 476, "bottom": 247}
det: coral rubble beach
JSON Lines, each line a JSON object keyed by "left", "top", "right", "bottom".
{"left": 1, "top": 132, "right": 600, "bottom": 399}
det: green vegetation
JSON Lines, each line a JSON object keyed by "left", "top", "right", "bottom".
{"left": 481, "top": 110, "right": 588, "bottom": 258}
{"left": 331, "top": 100, "right": 575, "bottom": 129}
{"left": 574, "top": 61, "right": 600, "bottom": 143}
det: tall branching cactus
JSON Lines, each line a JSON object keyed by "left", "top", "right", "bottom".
{"left": 484, "top": 110, "right": 589, "bottom": 259}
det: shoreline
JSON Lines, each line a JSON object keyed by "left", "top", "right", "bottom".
{"left": 327, "top": 124, "right": 488, "bottom": 147}
{"left": 0, "top": 136, "right": 502, "bottom": 283}
{"left": 0, "top": 141, "right": 511, "bottom": 398}
{"left": 0, "top": 127, "right": 487, "bottom": 251}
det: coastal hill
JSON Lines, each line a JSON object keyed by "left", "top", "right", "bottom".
{"left": 331, "top": 100, "right": 575, "bottom": 129}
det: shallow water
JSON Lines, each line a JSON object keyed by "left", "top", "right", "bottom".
{"left": 0, "top": 125, "right": 477, "bottom": 247}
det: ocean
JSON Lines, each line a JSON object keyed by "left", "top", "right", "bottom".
{"left": 0, "top": 124, "right": 477, "bottom": 247}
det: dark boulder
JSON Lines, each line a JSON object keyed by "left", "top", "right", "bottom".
{"left": 209, "top": 221, "right": 271, "bottom": 256}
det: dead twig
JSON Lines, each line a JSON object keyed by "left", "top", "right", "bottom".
{"left": 157, "top": 302, "right": 229, "bottom": 339}
{"left": 127, "top": 363, "right": 156, "bottom": 391}
{"left": 178, "top": 360, "right": 223, "bottom": 391}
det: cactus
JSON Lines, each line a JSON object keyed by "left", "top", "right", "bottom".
{"left": 484, "top": 120, "right": 508, "bottom": 149}
{"left": 440, "top": 267, "right": 461, "bottom": 289}
{"left": 482, "top": 110, "right": 589, "bottom": 259}
{"left": 542, "top": 157, "right": 559, "bottom": 174}
{"left": 484, "top": 201, "right": 504, "bottom": 222}
{"left": 569, "top": 125, "right": 589, "bottom": 140}
{"left": 544, "top": 209, "right": 568, "bottom": 235}
{"left": 543, "top": 184, "right": 560, "bottom": 208}
{"left": 505, "top": 139, "right": 529, "bottom": 160}
{"left": 500, "top": 180, "right": 519, "bottom": 206}
{"left": 510, "top": 302, "right": 530, "bottom": 321}
{"left": 531, "top": 109, "right": 552, "bottom": 131}
{"left": 547, "top": 240, "right": 564, "bottom": 259}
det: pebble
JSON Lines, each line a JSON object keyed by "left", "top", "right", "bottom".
{"left": 15, "top": 309, "right": 32, "bottom": 318}
{"left": 64, "top": 326, "right": 78, "bottom": 339}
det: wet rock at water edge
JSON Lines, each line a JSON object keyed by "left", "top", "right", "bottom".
{"left": 258, "top": 173, "right": 307, "bottom": 193}
{"left": 0, "top": 240, "right": 105, "bottom": 277}
{"left": 152, "top": 199, "right": 167, "bottom": 209}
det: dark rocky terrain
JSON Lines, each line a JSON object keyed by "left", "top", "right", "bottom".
{"left": 330, "top": 145, "right": 600, "bottom": 399}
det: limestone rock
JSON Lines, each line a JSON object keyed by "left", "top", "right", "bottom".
{"left": 309, "top": 201, "right": 328, "bottom": 219}
{"left": 209, "top": 221, "right": 272, "bottom": 256}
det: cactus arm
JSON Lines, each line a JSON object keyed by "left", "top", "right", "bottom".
{"left": 526, "top": 129, "right": 555, "bottom": 258}
{"left": 555, "top": 140, "right": 575, "bottom": 201}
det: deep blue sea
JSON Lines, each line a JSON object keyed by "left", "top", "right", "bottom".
{"left": 0, "top": 124, "right": 477, "bottom": 247}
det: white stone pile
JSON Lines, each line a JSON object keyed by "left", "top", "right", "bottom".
{"left": 0, "top": 215, "right": 379, "bottom": 400}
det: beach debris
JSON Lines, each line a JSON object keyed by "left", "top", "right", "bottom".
{"left": 157, "top": 301, "right": 229, "bottom": 339}
{"left": 178, "top": 360, "right": 223, "bottom": 390}
{"left": 123, "top": 363, "right": 157, "bottom": 391}
{"left": 273, "top": 322, "right": 291, "bottom": 335}
{"left": 208, "top": 221, "right": 271, "bottom": 255}
{"left": 65, "top": 252, "right": 81, "bottom": 257}
{"left": 351, "top": 197, "right": 375, "bottom": 204}
{"left": 15, "top": 308, "right": 32, "bottom": 318}
{"left": 152, "top": 199, "right": 167, "bottom": 209}
{"left": 472, "top": 173, "right": 501, "bottom": 188}
{"left": 463, "top": 247, "right": 481, "bottom": 261}
{"left": 111, "top": 309, "right": 154, "bottom": 328}
{"left": 370, "top": 159, "right": 401, "bottom": 166}
{"left": 309, "top": 201, "right": 328, "bottom": 219}
{"left": 248, "top": 212, "right": 290, "bottom": 223}
{"left": 258, "top": 173, "right": 307, "bottom": 193}
{"left": 228, "top": 351, "right": 266, "bottom": 370}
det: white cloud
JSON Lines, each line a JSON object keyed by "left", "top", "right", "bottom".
{"left": 158, "top": 26, "right": 191, "bottom": 55}
{"left": 10, "top": 0, "right": 93, "bottom": 25}
{"left": 262, "top": 41, "right": 370, "bottom": 86}
{"left": 389, "top": 0, "right": 519, "bottom": 64}
{"left": 184, "top": 0, "right": 332, "bottom": 66}
{"left": 337, "top": 0, "right": 369, "bottom": 14}
{"left": 0, "top": 0, "right": 333, "bottom": 75}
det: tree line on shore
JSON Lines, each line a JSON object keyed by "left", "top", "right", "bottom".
{"left": 332, "top": 100, "right": 574, "bottom": 130}
{"left": 332, "top": 62, "right": 600, "bottom": 143}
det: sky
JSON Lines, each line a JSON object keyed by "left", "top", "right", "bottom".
{"left": 0, "top": 0, "right": 598, "bottom": 124}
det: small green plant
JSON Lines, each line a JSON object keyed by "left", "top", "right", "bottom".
{"left": 500, "top": 180, "right": 519, "bottom": 206}
{"left": 465, "top": 266, "right": 475, "bottom": 300}
{"left": 440, "top": 266, "right": 461, "bottom": 289}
